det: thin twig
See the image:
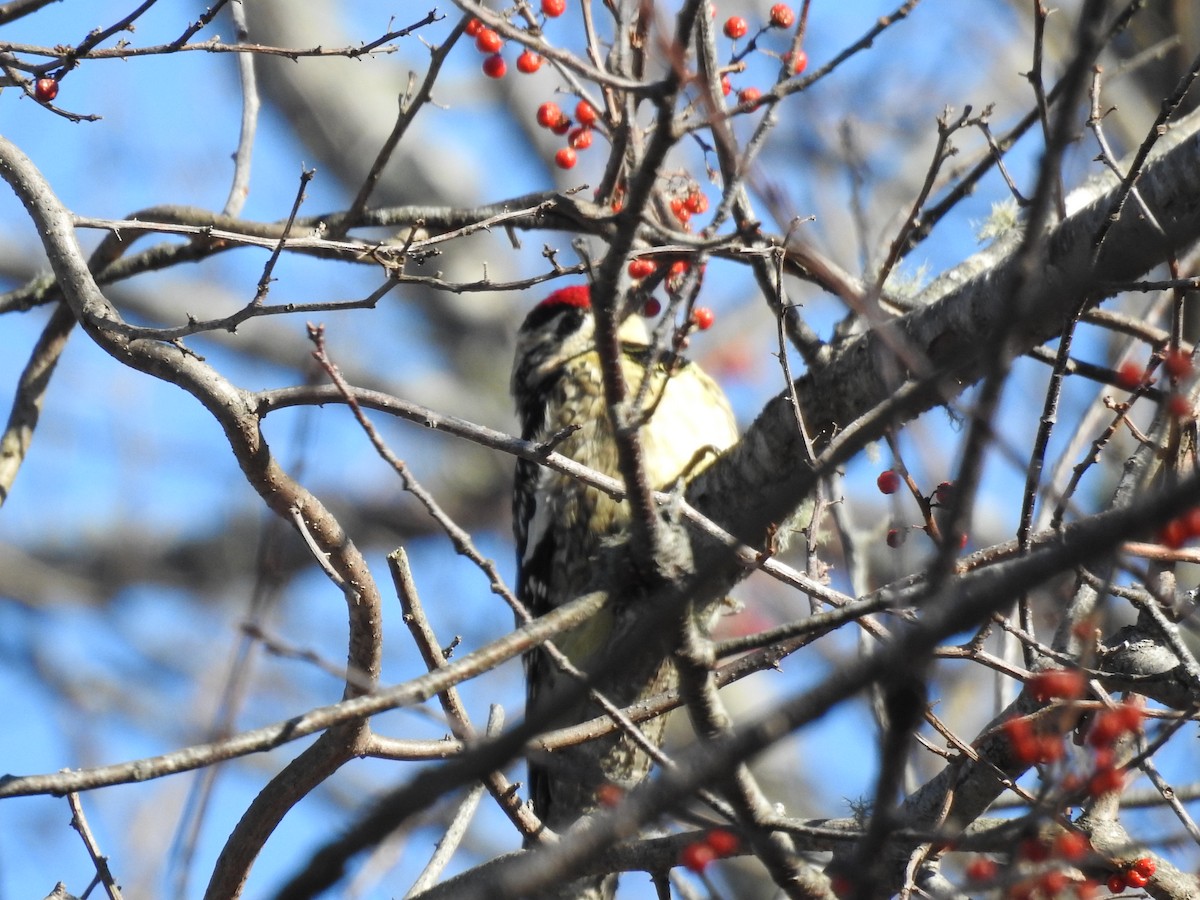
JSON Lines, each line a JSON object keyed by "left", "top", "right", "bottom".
{"left": 221, "top": 0, "right": 257, "bottom": 218}
{"left": 66, "top": 792, "right": 124, "bottom": 900}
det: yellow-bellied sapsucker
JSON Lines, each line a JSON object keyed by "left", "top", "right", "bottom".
{"left": 511, "top": 283, "right": 737, "bottom": 898}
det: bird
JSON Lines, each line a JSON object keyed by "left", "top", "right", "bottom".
{"left": 510, "top": 282, "right": 738, "bottom": 898}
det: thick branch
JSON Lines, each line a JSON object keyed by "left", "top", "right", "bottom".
{"left": 688, "top": 108, "right": 1200, "bottom": 551}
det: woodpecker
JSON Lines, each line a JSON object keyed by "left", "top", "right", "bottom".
{"left": 511, "top": 283, "right": 737, "bottom": 898}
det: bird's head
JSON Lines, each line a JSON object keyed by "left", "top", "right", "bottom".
{"left": 510, "top": 284, "right": 649, "bottom": 403}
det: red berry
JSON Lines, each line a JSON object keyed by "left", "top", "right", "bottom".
{"left": 1019, "top": 838, "right": 1049, "bottom": 863}
{"left": 475, "top": 27, "right": 502, "bottom": 54}
{"left": 723, "top": 15, "right": 749, "bottom": 39}
{"left": 1087, "top": 710, "right": 1126, "bottom": 747}
{"left": 1088, "top": 766, "right": 1124, "bottom": 796}
{"left": 595, "top": 782, "right": 624, "bottom": 807}
{"left": 737, "top": 86, "right": 762, "bottom": 106}
{"left": 643, "top": 298, "right": 662, "bottom": 317}
{"left": 788, "top": 49, "right": 808, "bottom": 74}
{"left": 769, "top": 4, "right": 796, "bottom": 28}
{"left": 932, "top": 480, "right": 954, "bottom": 505}
{"left": 1002, "top": 717, "right": 1039, "bottom": 764}
{"left": 464, "top": 18, "right": 483, "bottom": 37}
{"left": 1185, "top": 506, "right": 1200, "bottom": 535}
{"left": 1060, "top": 772, "right": 1086, "bottom": 793}
{"left": 1089, "top": 700, "right": 1142, "bottom": 744}
{"left": 542, "top": 0, "right": 566, "bottom": 16}
{"left": 1027, "top": 668, "right": 1085, "bottom": 703}
{"left": 679, "top": 841, "right": 716, "bottom": 872}
{"left": 1040, "top": 871, "right": 1069, "bottom": 895}
{"left": 1168, "top": 394, "right": 1193, "bottom": 419}
{"left": 575, "top": 100, "right": 598, "bottom": 126}
{"left": 554, "top": 147, "right": 577, "bottom": 169}
{"left": 1124, "top": 869, "right": 1149, "bottom": 888}
{"left": 1160, "top": 516, "right": 1189, "bottom": 549}
{"left": 1115, "top": 361, "right": 1145, "bottom": 390}
{"left": 876, "top": 469, "right": 901, "bottom": 494}
{"left": 628, "top": 258, "right": 657, "bottom": 279}
{"left": 34, "top": 77, "right": 58, "bottom": 102}
{"left": 1053, "top": 831, "right": 1090, "bottom": 861}
{"left": 568, "top": 127, "right": 592, "bottom": 150}
{"left": 692, "top": 307, "right": 715, "bottom": 330}
{"left": 481, "top": 54, "right": 507, "bottom": 78}
{"left": 1115, "top": 700, "right": 1144, "bottom": 732}
{"left": 536, "top": 102, "right": 562, "bottom": 128}
{"left": 964, "top": 857, "right": 997, "bottom": 882}
{"left": 1036, "top": 735, "right": 1065, "bottom": 762}
{"left": 550, "top": 116, "right": 571, "bottom": 135}
{"left": 720, "top": 75, "right": 732, "bottom": 95}
{"left": 1164, "top": 349, "right": 1193, "bottom": 379}
{"left": 886, "top": 528, "right": 906, "bottom": 548}
{"left": 517, "top": 50, "right": 543, "bottom": 73}
{"left": 705, "top": 828, "right": 740, "bottom": 856}
{"left": 1129, "top": 857, "right": 1156, "bottom": 879}
{"left": 1106, "top": 873, "right": 1126, "bottom": 893}
{"left": 684, "top": 192, "right": 708, "bottom": 214}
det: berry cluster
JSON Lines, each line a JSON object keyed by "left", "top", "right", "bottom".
{"left": 1143, "top": 351, "right": 1200, "bottom": 550}
{"left": 678, "top": 828, "right": 740, "bottom": 873}
{"left": 1068, "top": 699, "right": 1143, "bottom": 799}
{"left": 1107, "top": 856, "right": 1156, "bottom": 892}
{"left": 1157, "top": 505, "right": 1200, "bottom": 549}
{"left": 877, "top": 469, "right": 959, "bottom": 550}
{"left": 465, "top": 17, "right": 508, "bottom": 79}
{"left": 663, "top": 176, "right": 710, "bottom": 230}
{"left": 463, "top": 6, "right": 606, "bottom": 172}
{"left": 1002, "top": 714, "right": 1067, "bottom": 768}
{"left": 1115, "top": 347, "right": 1195, "bottom": 420}
{"left": 534, "top": 99, "right": 600, "bottom": 169}
{"left": 963, "top": 835, "right": 1157, "bottom": 897}
{"left": 980, "top": 686, "right": 1153, "bottom": 897}
{"left": 1002, "top": 676, "right": 1143, "bottom": 791}
{"left": 463, "top": 0, "right": 564, "bottom": 79}
{"left": 718, "top": 4, "right": 808, "bottom": 106}
{"left": 964, "top": 833, "right": 1096, "bottom": 899}
{"left": 1027, "top": 668, "right": 1086, "bottom": 704}
{"left": 627, "top": 256, "right": 717, "bottom": 341}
